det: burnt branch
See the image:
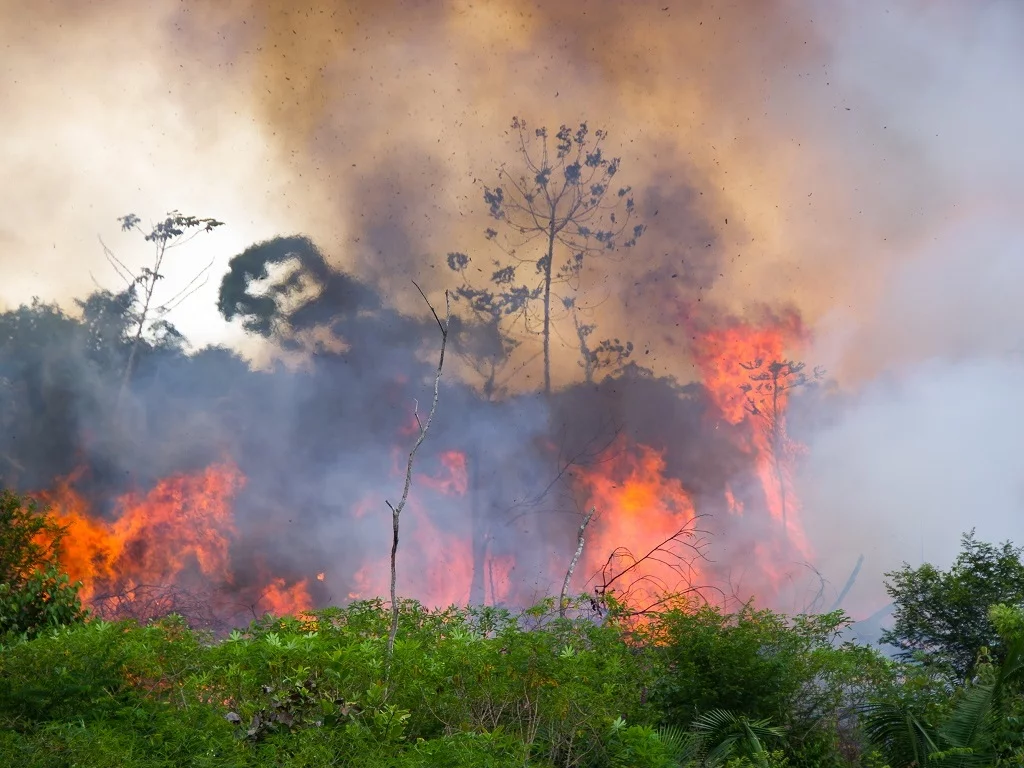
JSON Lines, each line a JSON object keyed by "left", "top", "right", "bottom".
{"left": 589, "top": 516, "right": 720, "bottom": 620}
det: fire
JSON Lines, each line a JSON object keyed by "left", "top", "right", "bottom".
{"left": 33, "top": 462, "right": 313, "bottom": 620}
{"left": 36, "top": 464, "right": 243, "bottom": 604}
{"left": 349, "top": 448, "right": 475, "bottom": 606}
{"left": 573, "top": 439, "right": 701, "bottom": 610}
{"left": 258, "top": 577, "right": 313, "bottom": 615}
{"left": 690, "top": 313, "right": 814, "bottom": 563}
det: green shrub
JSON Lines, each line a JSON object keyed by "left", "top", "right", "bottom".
{"left": 0, "top": 489, "right": 87, "bottom": 639}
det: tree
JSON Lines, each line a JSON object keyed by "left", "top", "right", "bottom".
{"left": 385, "top": 285, "right": 450, "bottom": 661}
{"left": 863, "top": 631, "right": 1024, "bottom": 767}
{"left": 739, "top": 359, "right": 823, "bottom": 536}
{"left": 102, "top": 210, "right": 224, "bottom": 398}
{"left": 449, "top": 117, "right": 645, "bottom": 395}
{"left": 0, "top": 490, "right": 86, "bottom": 638}
{"left": 881, "top": 531, "right": 1024, "bottom": 682}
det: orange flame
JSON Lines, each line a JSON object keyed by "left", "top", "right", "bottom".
{"left": 36, "top": 464, "right": 243, "bottom": 604}
{"left": 258, "top": 577, "right": 313, "bottom": 615}
{"left": 574, "top": 439, "right": 701, "bottom": 610}
{"left": 34, "top": 463, "right": 313, "bottom": 619}
{"left": 690, "top": 313, "right": 813, "bottom": 563}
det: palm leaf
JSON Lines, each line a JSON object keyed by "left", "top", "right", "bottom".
{"left": 691, "top": 709, "right": 784, "bottom": 766}
{"left": 862, "top": 701, "right": 940, "bottom": 768}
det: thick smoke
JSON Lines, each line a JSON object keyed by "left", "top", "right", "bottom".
{"left": 2, "top": 0, "right": 1023, "bottom": 624}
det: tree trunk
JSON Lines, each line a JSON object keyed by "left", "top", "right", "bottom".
{"left": 542, "top": 217, "right": 556, "bottom": 395}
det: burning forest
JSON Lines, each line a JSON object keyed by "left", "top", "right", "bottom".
{"left": 2, "top": 0, "right": 1023, "bottom": 636}
{"left": 0, "top": 230, "right": 824, "bottom": 631}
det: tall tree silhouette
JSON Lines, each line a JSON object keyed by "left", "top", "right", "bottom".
{"left": 448, "top": 117, "right": 645, "bottom": 395}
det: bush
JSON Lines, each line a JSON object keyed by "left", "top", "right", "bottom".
{"left": 0, "top": 490, "right": 87, "bottom": 639}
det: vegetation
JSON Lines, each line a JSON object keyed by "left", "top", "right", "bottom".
{"left": 0, "top": 490, "right": 86, "bottom": 639}
{"left": 880, "top": 531, "right": 1024, "bottom": 682}
{"left": 1, "top": 494, "right": 1022, "bottom": 766}
{"left": 0, "top": 127, "right": 1019, "bottom": 765}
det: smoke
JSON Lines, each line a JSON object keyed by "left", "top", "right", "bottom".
{"left": 2, "top": 0, "right": 1024, "bottom": 621}
{"left": 793, "top": 0, "right": 1024, "bottom": 617}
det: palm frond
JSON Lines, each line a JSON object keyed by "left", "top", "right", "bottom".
{"left": 862, "top": 702, "right": 940, "bottom": 768}
{"left": 692, "top": 709, "right": 784, "bottom": 766}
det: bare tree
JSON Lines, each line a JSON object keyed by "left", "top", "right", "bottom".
{"left": 101, "top": 210, "right": 223, "bottom": 400}
{"left": 739, "top": 359, "right": 824, "bottom": 535}
{"left": 386, "top": 285, "right": 450, "bottom": 660}
{"left": 450, "top": 117, "right": 645, "bottom": 395}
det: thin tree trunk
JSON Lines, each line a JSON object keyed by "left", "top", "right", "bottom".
{"left": 542, "top": 218, "right": 556, "bottom": 396}
{"left": 387, "top": 287, "right": 449, "bottom": 663}
{"left": 559, "top": 507, "right": 595, "bottom": 618}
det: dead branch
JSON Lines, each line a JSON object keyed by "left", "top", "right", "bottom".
{"left": 559, "top": 506, "right": 595, "bottom": 618}
{"left": 386, "top": 285, "right": 450, "bottom": 661}
{"left": 589, "top": 516, "right": 722, "bottom": 621}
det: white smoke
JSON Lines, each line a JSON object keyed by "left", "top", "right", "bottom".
{"left": 796, "top": 0, "right": 1024, "bottom": 619}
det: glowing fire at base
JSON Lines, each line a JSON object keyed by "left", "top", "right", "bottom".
{"left": 573, "top": 439, "right": 702, "bottom": 611}
{"left": 34, "top": 462, "right": 311, "bottom": 621}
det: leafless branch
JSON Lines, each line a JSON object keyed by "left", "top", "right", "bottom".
{"left": 386, "top": 288, "right": 451, "bottom": 661}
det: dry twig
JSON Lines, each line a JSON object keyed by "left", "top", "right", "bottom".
{"left": 386, "top": 284, "right": 450, "bottom": 660}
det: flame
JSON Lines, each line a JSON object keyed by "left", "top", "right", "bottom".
{"left": 33, "top": 462, "right": 313, "bottom": 619}
{"left": 36, "top": 464, "right": 243, "bottom": 604}
{"left": 349, "top": 448, "right": 492, "bottom": 608}
{"left": 574, "top": 439, "right": 701, "bottom": 610}
{"left": 258, "top": 577, "right": 313, "bottom": 615}
{"left": 690, "top": 314, "right": 814, "bottom": 565}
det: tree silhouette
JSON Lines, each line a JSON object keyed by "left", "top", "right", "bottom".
{"left": 739, "top": 359, "right": 823, "bottom": 535}
{"left": 448, "top": 117, "right": 645, "bottom": 395}
{"left": 101, "top": 210, "right": 223, "bottom": 399}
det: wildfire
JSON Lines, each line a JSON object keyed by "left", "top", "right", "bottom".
{"left": 257, "top": 577, "right": 313, "bottom": 616}
{"left": 33, "top": 462, "right": 311, "bottom": 621}
{"left": 573, "top": 439, "right": 701, "bottom": 610}
{"left": 690, "top": 313, "right": 814, "bottom": 564}
{"left": 349, "top": 447, "right": 484, "bottom": 608}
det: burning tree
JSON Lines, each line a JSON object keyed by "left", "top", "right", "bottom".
{"left": 739, "top": 358, "right": 823, "bottom": 536}
{"left": 448, "top": 117, "right": 645, "bottom": 395}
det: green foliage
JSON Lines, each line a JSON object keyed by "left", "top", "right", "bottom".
{"left": 691, "top": 709, "right": 785, "bottom": 766}
{"left": 5, "top": 579, "right": 1021, "bottom": 767}
{"left": 605, "top": 720, "right": 685, "bottom": 768}
{"left": 881, "top": 530, "right": 1024, "bottom": 682}
{"left": 0, "top": 490, "right": 86, "bottom": 639}
{"left": 650, "top": 603, "right": 890, "bottom": 767}
{"left": 863, "top": 635, "right": 1024, "bottom": 767}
